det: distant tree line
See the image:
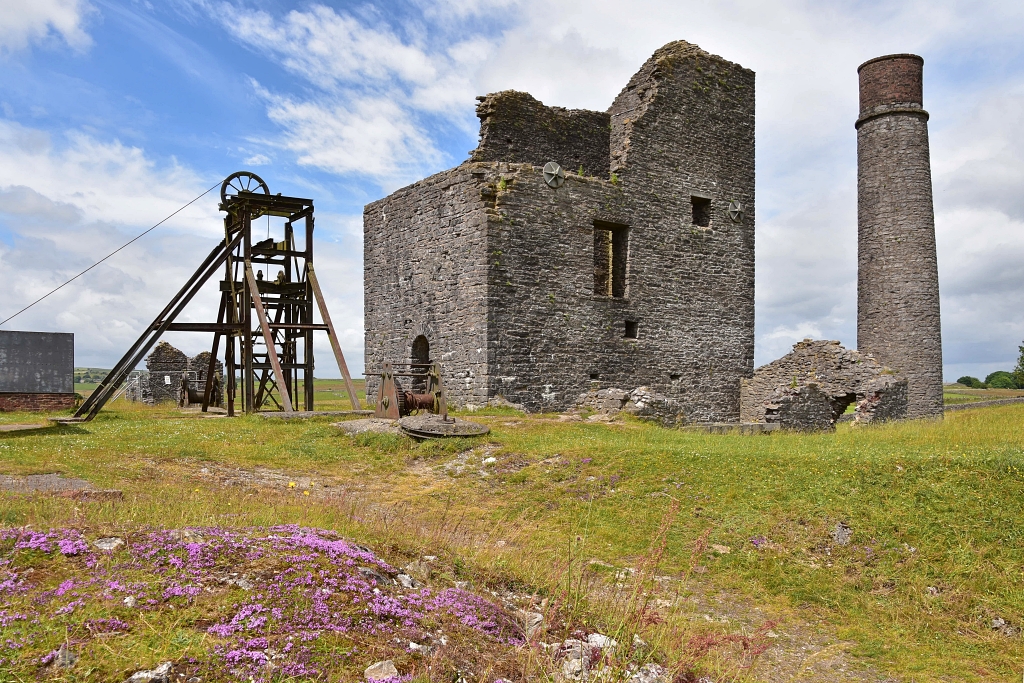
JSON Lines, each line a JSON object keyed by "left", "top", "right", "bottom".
{"left": 957, "top": 342, "right": 1024, "bottom": 389}
{"left": 75, "top": 370, "right": 109, "bottom": 384}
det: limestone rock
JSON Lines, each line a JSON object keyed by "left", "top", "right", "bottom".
{"left": 365, "top": 660, "right": 399, "bottom": 681}
{"left": 94, "top": 537, "right": 124, "bottom": 551}
{"left": 831, "top": 522, "right": 852, "bottom": 546}
{"left": 125, "top": 662, "right": 172, "bottom": 683}
{"left": 629, "top": 663, "right": 669, "bottom": 683}
{"left": 575, "top": 386, "right": 685, "bottom": 427}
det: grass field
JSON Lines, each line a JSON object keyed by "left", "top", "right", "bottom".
{"left": 943, "top": 384, "right": 1024, "bottom": 405}
{"left": 0, "top": 402, "right": 1022, "bottom": 681}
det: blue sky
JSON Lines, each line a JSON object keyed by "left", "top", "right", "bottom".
{"left": 1, "top": 0, "right": 1023, "bottom": 381}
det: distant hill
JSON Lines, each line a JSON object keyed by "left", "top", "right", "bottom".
{"left": 74, "top": 367, "right": 111, "bottom": 384}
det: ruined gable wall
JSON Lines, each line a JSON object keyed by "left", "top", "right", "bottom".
{"left": 605, "top": 42, "right": 756, "bottom": 422}
{"left": 471, "top": 91, "right": 611, "bottom": 178}
{"left": 363, "top": 165, "right": 492, "bottom": 407}
{"left": 146, "top": 342, "right": 188, "bottom": 404}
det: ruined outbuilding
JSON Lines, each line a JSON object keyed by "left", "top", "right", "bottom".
{"left": 365, "top": 41, "right": 755, "bottom": 421}
{"left": 740, "top": 340, "right": 908, "bottom": 430}
{"left": 145, "top": 342, "right": 223, "bottom": 407}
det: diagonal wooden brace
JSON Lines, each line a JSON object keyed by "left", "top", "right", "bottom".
{"left": 307, "top": 263, "right": 361, "bottom": 410}
{"left": 245, "top": 261, "right": 294, "bottom": 413}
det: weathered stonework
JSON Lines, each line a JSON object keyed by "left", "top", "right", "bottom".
{"left": 145, "top": 342, "right": 223, "bottom": 405}
{"left": 856, "top": 54, "right": 943, "bottom": 419}
{"left": 471, "top": 91, "right": 611, "bottom": 179}
{"left": 741, "top": 339, "right": 908, "bottom": 430}
{"left": 763, "top": 384, "right": 835, "bottom": 431}
{"left": 575, "top": 386, "right": 687, "bottom": 427}
{"left": 365, "top": 41, "right": 755, "bottom": 421}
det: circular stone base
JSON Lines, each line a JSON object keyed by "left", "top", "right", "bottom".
{"left": 398, "top": 415, "right": 490, "bottom": 438}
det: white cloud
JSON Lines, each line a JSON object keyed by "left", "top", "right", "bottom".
{"left": 0, "top": 121, "right": 220, "bottom": 365}
{"left": 0, "top": 118, "right": 367, "bottom": 375}
{"left": 0, "top": 119, "right": 217, "bottom": 231}
{"left": 0, "top": 0, "right": 93, "bottom": 53}
{"left": 201, "top": 2, "right": 485, "bottom": 187}
{"left": 254, "top": 84, "right": 442, "bottom": 186}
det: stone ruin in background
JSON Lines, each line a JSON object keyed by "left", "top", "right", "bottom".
{"left": 130, "top": 341, "right": 223, "bottom": 407}
{"left": 740, "top": 340, "right": 908, "bottom": 430}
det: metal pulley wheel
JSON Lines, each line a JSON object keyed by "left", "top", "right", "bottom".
{"left": 221, "top": 171, "right": 270, "bottom": 204}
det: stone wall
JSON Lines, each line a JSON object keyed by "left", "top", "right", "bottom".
{"left": 363, "top": 165, "right": 492, "bottom": 407}
{"left": 0, "top": 393, "right": 76, "bottom": 412}
{"left": 147, "top": 342, "right": 189, "bottom": 404}
{"left": 741, "top": 339, "right": 908, "bottom": 429}
{"left": 144, "top": 342, "right": 223, "bottom": 405}
{"left": 856, "top": 54, "right": 943, "bottom": 419}
{"left": 364, "top": 40, "right": 755, "bottom": 421}
{"left": 471, "top": 91, "right": 611, "bottom": 179}
{"left": 763, "top": 384, "right": 835, "bottom": 431}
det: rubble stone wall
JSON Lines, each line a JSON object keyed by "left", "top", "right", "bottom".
{"left": 471, "top": 91, "right": 611, "bottom": 179}
{"left": 364, "top": 41, "right": 756, "bottom": 421}
{"left": 763, "top": 384, "right": 835, "bottom": 431}
{"left": 144, "top": 342, "right": 224, "bottom": 405}
{"left": 363, "top": 166, "right": 492, "bottom": 408}
{"left": 741, "top": 339, "right": 909, "bottom": 430}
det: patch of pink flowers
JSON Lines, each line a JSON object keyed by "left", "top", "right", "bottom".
{"left": 0, "top": 525, "right": 521, "bottom": 681}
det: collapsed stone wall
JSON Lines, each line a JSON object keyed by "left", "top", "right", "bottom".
{"left": 741, "top": 339, "right": 908, "bottom": 430}
{"left": 144, "top": 342, "right": 223, "bottom": 405}
{"left": 575, "top": 386, "right": 686, "bottom": 427}
{"left": 470, "top": 91, "right": 611, "bottom": 179}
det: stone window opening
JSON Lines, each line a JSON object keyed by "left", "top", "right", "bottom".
{"left": 691, "top": 195, "right": 711, "bottom": 228}
{"left": 593, "top": 221, "right": 629, "bottom": 297}
{"left": 624, "top": 320, "right": 639, "bottom": 339}
{"left": 411, "top": 335, "right": 430, "bottom": 392}
{"left": 589, "top": 372, "right": 600, "bottom": 380}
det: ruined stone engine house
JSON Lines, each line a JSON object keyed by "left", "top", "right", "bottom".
{"left": 365, "top": 41, "right": 755, "bottom": 421}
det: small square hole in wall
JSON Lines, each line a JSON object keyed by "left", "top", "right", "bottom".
{"left": 669, "top": 373, "right": 680, "bottom": 381}
{"left": 589, "top": 373, "right": 600, "bottom": 380}
{"left": 691, "top": 196, "right": 711, "bottom": 228}
{"left": 624, "top": 320, "right": 639, "bottom": 339}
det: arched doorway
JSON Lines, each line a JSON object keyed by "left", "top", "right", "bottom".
{"left": 411, "top": 335, "right": 430, "bottom": 392}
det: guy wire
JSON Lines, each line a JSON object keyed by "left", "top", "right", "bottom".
{"left": 0, "top": 180, "right": 222, "bottom": 327}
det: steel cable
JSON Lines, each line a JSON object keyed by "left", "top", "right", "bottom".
{"left": 0, "top": 180, "right": 221, "bottom": 327}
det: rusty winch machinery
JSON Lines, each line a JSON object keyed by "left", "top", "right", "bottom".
{"left": 370, "top": 360, "right": 490, "bottom": 438}
{"left": 373, "top": 361, "right": 448, "bottom": 419}
{"left": 69, "top": 171, "right": 360, "bottom": 421}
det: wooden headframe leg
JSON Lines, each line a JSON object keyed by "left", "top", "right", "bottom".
{"left": 307, "top": 263, "right": 361, "bottom": 410}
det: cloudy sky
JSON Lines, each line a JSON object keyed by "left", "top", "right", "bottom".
{"left": 1, "top": 0, "right": 1022, "bottom": 380}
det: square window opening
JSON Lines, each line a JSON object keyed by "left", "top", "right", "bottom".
{"left": 589, "top": 373, "right": 600, "bottom": 380}
{"left": 624, "top": 320, "right": 639, "bottom": 339}
{"left": 691, "top": 196, "right": 711, "bottom": 228}
{"left": 669, "top": 373, "right": 680, "bottom": 381}
{"left": 594, "top": 221, "right": 629, "bottom": 297}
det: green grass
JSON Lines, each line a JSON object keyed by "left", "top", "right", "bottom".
{"left": 1, "top": 403, "right": 1022, "bottom": 680}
